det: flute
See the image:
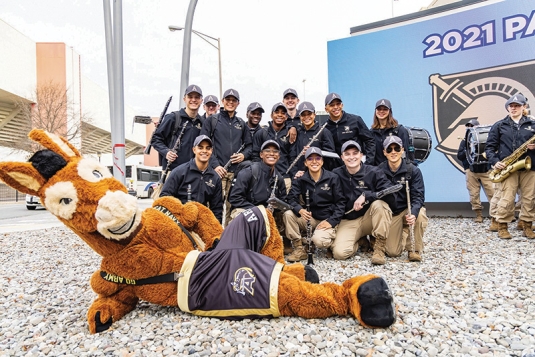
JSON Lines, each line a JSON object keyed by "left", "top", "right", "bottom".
{"left": 405, "top": 181, "right": 416, "bottom": 254}
{"left": 306, "top": 190, "right": 314, "bottom": 265}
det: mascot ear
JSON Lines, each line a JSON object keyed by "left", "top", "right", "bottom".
{"left": 0, "top": 162, "right": 45, "bottom": 196}
{"left": 29, "top": 129, "right": 80, "bottom": 160}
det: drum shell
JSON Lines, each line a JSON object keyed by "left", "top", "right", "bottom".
{"left": 407, "top": 127, "right": 432, "bottom": 164}
{"left": 465, "top": 126, "right": 491, "bottom": 166}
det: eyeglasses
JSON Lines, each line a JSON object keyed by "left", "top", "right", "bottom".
{"left": 306, "top": 156, "right": 323, "bottom": 162}
{"left": 263, "top": 149, "right": 280, "bottom": 155}
{"left": 386, "top": 146, "right": 402, "bottom": 153}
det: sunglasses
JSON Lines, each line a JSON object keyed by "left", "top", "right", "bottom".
{"left": 386, "top": 146, "right": 402, "bottom": 153}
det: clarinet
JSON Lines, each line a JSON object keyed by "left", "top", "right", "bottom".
{"left": 144, "top": 95, "right": 172, "bottom": 155}
{"left": 152, "top": 122, "right": 188, "bottom": 198}
{"left": 223, "top": 143, "right": 246, "bottom": 171}
{"left": 187, "top": 184, "right": 192, "bottom": 202}
{"left": 306, "top": 190, "right": 314, "bottom": 265}
{"left": 405, "top": 181, "right": 416, "bottom": 254}
{"left": 285, "top": 121, "right": 328, "bottom": 175}
{"left": 267, "top": 175, "right": 278, "bottom": 212}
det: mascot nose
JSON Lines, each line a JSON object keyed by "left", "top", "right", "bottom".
{"left": 96, "top": 191, "right": 138, "bottom": 227}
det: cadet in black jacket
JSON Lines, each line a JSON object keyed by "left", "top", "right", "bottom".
{"left": 291, "top": 101, "right": 335, "bottom": 178}
{"left": 332, "top": 141, "right": 394, "bottom": 264}
{"left": 201, "top": 95, "right": 219, "bottom": 121}
{"left": 324, "top": 93, "right": 376, "bottom": 167}
{"left": 378, "top": 136, "right": 427, "bottom": 262}
{"left": 245, "top": 102, "right": 265, "bottom": 140}
{"left": 200, "top": 88, "right": 252, "bottom": 226}
{"left": 151, "top": 84, "right": 204, "bottom": 171}
{"left": 281, "top": 88, "right": 299, "bottom": 144}
{"left": 456, "top": 119, "right": 494, "bottom": 224}
{"left": 252, "top": 102, "right": 295, "bottom": 192}
{"left": 228, "top": 140, "right": 287, "bottom": 224}
{"left": 160, "top": 135, "right": 223, "bottom": 223}
{"left": 485, "top": 94, "right": 535, "bottom": 239}
{"left": 283, "top": 147, "right": 345, "bottom": 262}
{"left": 369, "top": 99, "right": 412, "bottom": 166}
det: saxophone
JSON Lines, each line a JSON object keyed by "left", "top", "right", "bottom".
{"left": 489, "top": 134, "right": 535, "bottom": 183}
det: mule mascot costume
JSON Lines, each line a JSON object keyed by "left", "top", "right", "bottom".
{"left": 0, "top": 130, "right": 396, "bottom": 333}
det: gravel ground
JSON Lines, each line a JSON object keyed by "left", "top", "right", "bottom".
{"left": 1, "top": 218, "right": 535, "bottom": 356}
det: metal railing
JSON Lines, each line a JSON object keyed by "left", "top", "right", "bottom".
{"left": 0, "top": 183, "right": 21, "bottom": 202}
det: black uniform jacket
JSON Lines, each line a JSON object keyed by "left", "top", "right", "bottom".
{"left": 229, "top": 162, "right": 287, "bottom": 210}
{"left": 160, "top": 159, "right": 223, "bottom": 222}
{"left": 287, "top": 169, "right": 345, "bottom": 227}
{"left": 200, "top": 109, "right": 252, "bottom": 173}
{"left": 378, "top": 160, "right": 425, "bottom": 217}
{"left": 485, "top": 115, "right": 535, "bottom": 171}
{"left": 251, "top": 122, "right": 295, "bottom": 179}
{"left": 371, "top": 125, "right": 412, "bottom": 166}
{"left": 151, "top": 108, "right": 204, "bottom": 171}
{"left": 291, "top": 122, "right": 335, "bottom": 175}
{"left": 333, "top": 164, "right": 395, "bottom": 220}
{"left": 285, "top": 114, "right": 301, "bottom": 129}
{"left": 326, "top": 112, "right": 376, "bottom": 163}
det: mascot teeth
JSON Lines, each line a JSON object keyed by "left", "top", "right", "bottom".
{"left": 108, "top": 214, "right": 136, "bottom": 235}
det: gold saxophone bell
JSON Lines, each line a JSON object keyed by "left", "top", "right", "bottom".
{"left": 490, "top": 156, "right": 532, "bottom": 183}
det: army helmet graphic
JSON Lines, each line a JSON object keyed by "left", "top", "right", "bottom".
{"left": 429, "top": 60, "right": 535, "bottom": 172}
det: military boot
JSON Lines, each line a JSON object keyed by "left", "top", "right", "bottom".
{"left": 282, "top": 237, "right": 294, "bottom": 255}
{"left": 408, "top": 251, "right": 422, "bottom": 262}
{"left": 516, "top": 220, "right": 524, "bottom": 231}
{"left": 489, "top": 217, "right": 499, "bottom": 232}
{"left": 521, "top": 221, "right": 535, "bottom": 239}
{"left": 498, "top": 223, "right": 512, "bottom": 239}
{"left": 287, "top": 241, "right": 308, "bottom": 262}
{"left": 371, "top": 236, "right": 386, "bottom": 265}
{"left": 474, "top": 209, "right": 483, "bottom": 223}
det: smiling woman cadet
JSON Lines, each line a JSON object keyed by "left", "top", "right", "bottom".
{"left": 370, "top": 99, "right": 412, "bottom": 166}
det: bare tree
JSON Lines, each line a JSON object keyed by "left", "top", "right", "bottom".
{"left": 10, "top": 81, "right": 92, "bottom": 153}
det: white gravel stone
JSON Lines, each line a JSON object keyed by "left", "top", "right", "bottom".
{"left": 1, "top": 220, "right": 534, "bottom": 355}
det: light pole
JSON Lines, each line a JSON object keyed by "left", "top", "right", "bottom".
{"left": 169, "top": 25, "right": 222, "bottom": 100}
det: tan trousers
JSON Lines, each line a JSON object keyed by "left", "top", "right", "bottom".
{"left": 222, "top": 172, "right": 234, "bottom": 227}
{"left": 465, "top": 169, "right": 494, "bottom": 211}
{"left": 491, "top": 170, "right": 535, "bottom": 223}
{"left": 283, "top": 210, "right": 336, "bottom": 247}
{"left": 331, "top": 200, "right": 392, "bottom": 260}
{"left": 385, "top": 207, "right": 428, "bottom": 257}
{"left": 284, "top": 177, "right": 292, "bottom": 194}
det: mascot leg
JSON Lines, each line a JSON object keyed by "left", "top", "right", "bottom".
{"left": 282, "top": 264, "right": 319, "bottom": 283}
{"left": 87, "top": 292, "right": 139, "bottom": 334}
{"left": 277, "top": 273, "right": 395, "bottom": 328}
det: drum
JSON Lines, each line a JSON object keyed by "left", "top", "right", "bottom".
{"left": 407, "top": 127, "right": 432, "bottom": 164}
{"left": 465, "top": 125, "right": 491, "bottom": 165}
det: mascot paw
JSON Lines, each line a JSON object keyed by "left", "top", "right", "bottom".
{"left": 94, "top": 311, "right": 113, "bottom": 333}
{"left": 357, "top": 277, "right": 396, "bottom": 328}
{"left": 304, "top": 265, "right": 320, "bottom": 284}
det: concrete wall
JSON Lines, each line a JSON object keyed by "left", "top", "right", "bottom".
{"left": 0, "top": 19, "right": 36, "bottom": 101}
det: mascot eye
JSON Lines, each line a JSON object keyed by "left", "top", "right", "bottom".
{"left": 93, "top": 170, "right": 103, "bottom": 179}
{"left": 60, "top": 198, "right": 73, "bottom": 205}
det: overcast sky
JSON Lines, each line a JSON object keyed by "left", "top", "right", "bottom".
{"left": 1, "top": 0, "right": 432, "bottom": 122}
